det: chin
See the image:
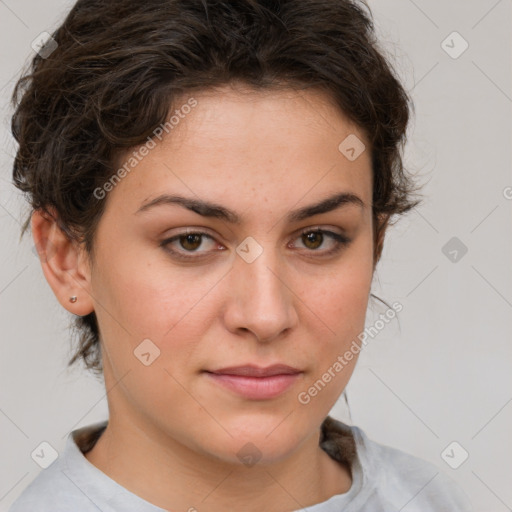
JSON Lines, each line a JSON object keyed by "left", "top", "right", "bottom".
{"left": 199, "top": 417, "right": 306, "bottom": 467}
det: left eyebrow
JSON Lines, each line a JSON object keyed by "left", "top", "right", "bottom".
{"left": 135, "top": 191, "right": 366, "bottom": 224}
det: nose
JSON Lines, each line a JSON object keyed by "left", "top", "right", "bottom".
{"left": 223, "top": 244, "right": 298, "bottom": 343}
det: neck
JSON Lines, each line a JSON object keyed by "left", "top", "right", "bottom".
{"left": 84, "top": 414, "right": 352, "bottom": 511}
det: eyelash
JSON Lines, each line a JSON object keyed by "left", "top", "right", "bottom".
{"left": 160, "top": 228, "right": 351, "bottom": 261}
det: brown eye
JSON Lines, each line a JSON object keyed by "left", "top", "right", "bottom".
{"left": 160, "top": 227, "right": 351, "bottom": 262}
{"left": 294, "top": 228, "right": 351, "bottom": 257}
{"left": 179, "top": 233, "right": 203, "bottom": 251}
{"left": 301, "top": 231, "right": 324, "bottom": 250}
{"left": 160, "top": 231, "right": 218, "bottom": 260}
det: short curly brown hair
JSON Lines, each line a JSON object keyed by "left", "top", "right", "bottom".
{"left": 11, "top": 0, "right": 422, "bottom": 375}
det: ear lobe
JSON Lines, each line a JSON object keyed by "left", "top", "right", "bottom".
{"left": 31, "top": 208, "right": 95, "bottom": 317}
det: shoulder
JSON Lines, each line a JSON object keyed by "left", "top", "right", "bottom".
{"left": 352, "top": 424, "right": 474, "bottom": 512}
{"left": 9, "top": 423, "right": 108, "bottom": 512}
{"left": 8, "top": 456, "right": 99, "bottom": 512}
{"left": 320, "top": 416, "right": 473, "bottom": 512}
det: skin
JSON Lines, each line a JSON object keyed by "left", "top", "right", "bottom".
{"left": 32, "top": 83, "right": 388, "bottom": 511}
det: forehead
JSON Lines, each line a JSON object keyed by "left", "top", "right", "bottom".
{"left": 107, "top": 84, "right": 373, "bottom": 219}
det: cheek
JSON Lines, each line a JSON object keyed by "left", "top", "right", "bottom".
{"left": 297, "top": 265, "right": 372, "bottom": 415}
{"left": 299, "top": 238, "right": 373, "bottom": 406}
{"left": 333, "top": 267, "right": 372, "bottom": 332}
{"left": 306, "top": 240, "right": 374, "bottom": 337}
{"left": 306, "top": 273, "right": 370, "bottom": 374}
{"left": 92, "top": 237, "right": 218, "bottom": 338}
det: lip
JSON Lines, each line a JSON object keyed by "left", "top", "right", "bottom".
{"left": 204, "top": 364, "right": 303, "bottom": 400}
{"left": 209, "top": 364, "right": 302, "bottom": 377}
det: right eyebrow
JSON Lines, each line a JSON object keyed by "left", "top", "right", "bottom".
{"left": 135, "top": 191, "right": 365, "bottom": 224}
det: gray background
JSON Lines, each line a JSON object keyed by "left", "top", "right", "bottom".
{"left": 1, "top": 1, "right": 511, "bottom": 510}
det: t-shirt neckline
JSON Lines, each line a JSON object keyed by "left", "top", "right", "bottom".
{"left": 64, "top": 415, "right": 367, "bottom": 511}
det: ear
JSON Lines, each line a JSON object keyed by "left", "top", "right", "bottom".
{"left": 373, "top": 213, "right": 390, "bottom": 270}
{"left": 31, "top": 208, "right": 95, "bottom": 317}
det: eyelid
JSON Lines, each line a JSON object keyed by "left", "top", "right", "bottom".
{"left": 161, "top": 224, "right": 346, "bottom": 241}
{"left": 160, "top": 225, "right": 352, "bottom": 261}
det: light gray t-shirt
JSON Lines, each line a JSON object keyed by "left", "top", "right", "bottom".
{"left": 9, "top": 415, "right": 473, "bottom": 511}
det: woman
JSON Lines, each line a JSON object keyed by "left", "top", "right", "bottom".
{"left": 9, "top": 0, "right": 473, "bottom": 510}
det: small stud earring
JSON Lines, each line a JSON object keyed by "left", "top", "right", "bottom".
{"left": 69, "top": 296, "right": 78, "bottom": 303}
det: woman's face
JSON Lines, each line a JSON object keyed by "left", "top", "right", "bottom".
{"left": 87, "top": 84, "right": 375, "bottom": 464}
